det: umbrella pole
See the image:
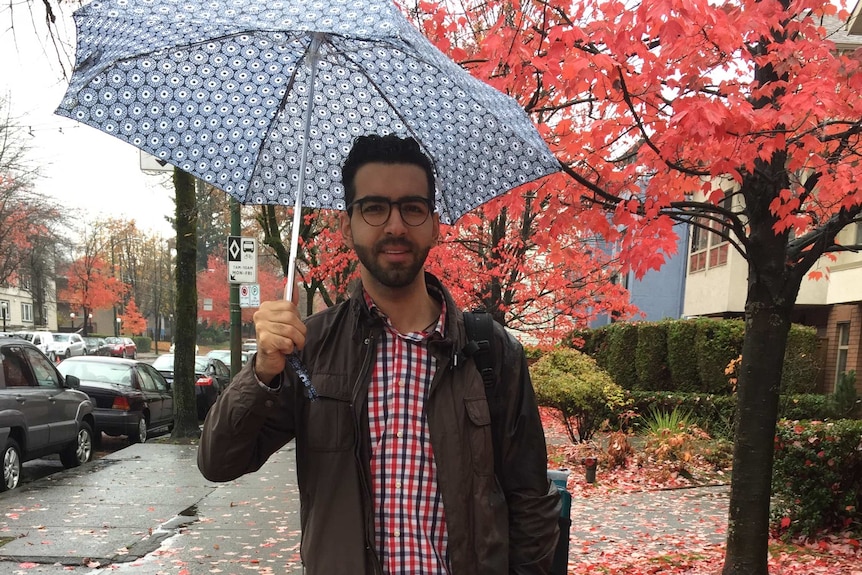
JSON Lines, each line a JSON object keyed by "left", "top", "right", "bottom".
{"left": 285, "top": 33, "right": 325, "bottom": 303}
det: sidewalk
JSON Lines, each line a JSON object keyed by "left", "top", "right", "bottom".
{"left": 0, "top": 442, "right": 730, "bottom": 575}
{"left": 0, "top": 442, "right": 303, "bottom": 574}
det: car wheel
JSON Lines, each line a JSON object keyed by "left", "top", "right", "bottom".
{"left": 131, "top": 351, "right": 136, "bottom": 359}
{"left": 129, "top": 415, "right": 148, "bottom": 444}
{"left": 59, "top": 421, "right": 94, "bottom": 468}
{"left": 122, "top": 349, "right": 128, "bottom": 359}
{"left": 1, "top": 439, "right": 22, "bottom": 492}
{"left": 64, "top": 349, "right": 72, "bottom": 359}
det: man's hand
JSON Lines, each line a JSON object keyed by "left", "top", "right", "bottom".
{"left": 252, "top": 300, "right": 307, "bottom": 384}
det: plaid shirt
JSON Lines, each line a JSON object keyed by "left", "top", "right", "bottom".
{"left": 366, "top": 290, "right": 450, "bottom": 574}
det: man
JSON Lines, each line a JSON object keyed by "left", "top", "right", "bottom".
{"left": 198, "top": 135, "right": 560, "bottom": 574}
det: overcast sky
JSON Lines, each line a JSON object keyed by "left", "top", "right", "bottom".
{"left": 1, "top": 2, "right": 176, "bottom": 237}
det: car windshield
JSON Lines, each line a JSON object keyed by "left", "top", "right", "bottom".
{"left": 104, "top": 337, "right": 122, "bottom": 344}
{"left": 59, "top": 361, "right": 134, "bottom": 386}
{"left": 53, "top": 334, "right": 71, "bottom": 342}
{"left": 84, "top": 337, "right": 100, "bottom": 344}
{"left": 151, "top": 355, "right": 174, "bottom": 370}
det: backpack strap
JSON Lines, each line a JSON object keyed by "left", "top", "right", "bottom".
{"left": 463, "top": 311, "right": 496, "bottom": 388}
{"left": 462, "top": 311, "right": 503, "bottom": 476}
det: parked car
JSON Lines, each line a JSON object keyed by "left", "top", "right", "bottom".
{"left": 103, "top": 337, "right": 137, "bottom": 359}
{"left": 151, "top": 354, "right": 230, "bottom": 420}
{"left": 49, "top": 333, "right": 87, "bottom": 359}
{"left": 13, "top": 331, "right": 59, "bottom": 359}
{"left": 83, "top": 337, "right": 111, "bottom": 356}
{"left": 168, "top": 342, "right": 199, "bottom": 354}
{"left": 0, "top": 338, "right": 95, "bottom": 492}
{"left": 206, "top": 349, "right": 249, "bottom": 368}
{"left": 241, "top": 338, "right": 258, "bottom": 353}
{"left": 57, "top": 356, "right": 174, "bottom": 444}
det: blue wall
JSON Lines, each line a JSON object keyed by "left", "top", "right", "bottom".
{"left": 591, "top": 222, "right": 688, "bottom": 327}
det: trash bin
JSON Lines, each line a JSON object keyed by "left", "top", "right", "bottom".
{"left": 547, "top": 468, "right": 571, "bottom": 575}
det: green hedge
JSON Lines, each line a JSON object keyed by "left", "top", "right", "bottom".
{"left": 132, "top": 336, "right": 152, "bottom": 353}
{"left": 627, "top": 391, "right": 840, "bottom": 440}
{"left": 772, "top": 419, "right": 862, "bottom": 538}
{"left": 635, "top": 323, "right": 669, "bottom": 391}
{"left": 666, "top": 320, "right": 700, "bottom": 392}
{"left": 568, "top": 318, "right": 822, "bottom": 395}
{"left": 781, "top": 326, "right": 820, "bottom": 394}
{"left": 605, "top": 323, "right": 639, "bottom": 390}
{"left": 694, "top": 318, "right": 744, "bottom": 394}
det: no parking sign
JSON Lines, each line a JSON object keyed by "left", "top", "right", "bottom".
{"left": 239, "top": 283, "right": 260, "bottom": 308}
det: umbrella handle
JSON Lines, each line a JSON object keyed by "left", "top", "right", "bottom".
{"left": 287, "top": 352, "right": 318, "bottom": 401}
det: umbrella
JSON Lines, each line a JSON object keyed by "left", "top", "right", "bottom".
{"left": 56, "top": 0, "right": 560, "bottom": 397}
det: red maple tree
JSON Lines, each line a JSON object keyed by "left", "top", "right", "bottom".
{"left": 59, "top": 256, "right": 126, "bottom": 334}
{"left": 197, "top": 254, "right": 285, "bottom": 326}
{"left": 413, "top": 0, "right": 862, "bottom": 573}
{"left": 119, "top": 299, "right": 148, "bottom": 336}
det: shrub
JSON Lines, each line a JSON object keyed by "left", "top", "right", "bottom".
{"left": 778, "top": 394, "right": 834, "bottom": 422}
{"left": 531, "top": 348, "right": 628, "bottom": 443}
{"left": 772, "top": 419, "right": 862, "bottom": 539}
{"left": 666, "top": 320, "right": 700, "bottom": 392}
{"left": 781, "top": 325, "right": 820, "bottom": 394}
{"left": 830, "top": 371, "right": 860, "bottom": 419}
{"left": 641, "top": 407, "right": 708, "bottom": 471}
{"left": 605, "top": 323, "right": 639, "bottom": 390}
{"left": 132, "top": 336, "right": 151, "bottom": 353}
{"left": 635, "top": 322, "right": 670, "bottom": 391}
{"left": 628, "top": 391, "right": 737, "bottom": 440}
{"left": 694, "top": 318, "right": 744, "bottom": 394}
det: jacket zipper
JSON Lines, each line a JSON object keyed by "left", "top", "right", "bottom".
{"left": 351, "top": 333, "right": 383, "bottom": 574}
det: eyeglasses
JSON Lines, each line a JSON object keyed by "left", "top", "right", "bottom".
{"left": 348, "top": 196, "right": 433, "bottom": 227}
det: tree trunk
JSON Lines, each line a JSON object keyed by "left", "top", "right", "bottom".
{"left": 171, "top": 168, "right": 200, "bottom": 439}
{"left": 723, "top": 158, "right": 801, "bottom": 574}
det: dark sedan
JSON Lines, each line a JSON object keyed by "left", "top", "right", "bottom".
{"left": 151, "top": 354, "right": 230, "bottom": 420}
{"left": 83, "top": 337, "right": 111, "bottom": 356}
{"left": 57, "top": 356, "right": 173, "bottom": 444}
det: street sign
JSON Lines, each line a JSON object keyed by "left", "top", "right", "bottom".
{"left": 239, "top": 283, "right": 261, "bottom": 308}
{"left": 227, "top": 236, "right": 258, "bottom": 284}
{"left": 140, "top": 150, "right": 175, "bottom": 172}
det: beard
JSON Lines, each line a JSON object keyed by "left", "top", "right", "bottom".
{"left": 353, "top": 237, "right": 431, "bottom": 288}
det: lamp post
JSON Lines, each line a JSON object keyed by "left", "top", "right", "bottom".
{"left": 86, "top": 313, "right": 93, "bottom": 337}
{"left": 70, "top": 312, "right": 76, "bottom": 331}
{"left": 115, "top": 316, "right": 122, "bottom": 337}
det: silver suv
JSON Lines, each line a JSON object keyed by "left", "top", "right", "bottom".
{"left": 1, "top": 338, "right": 95, "bottom": 491}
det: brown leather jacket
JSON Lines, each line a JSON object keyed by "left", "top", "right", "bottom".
{"left": 197, "top": 274, "right": 560, "bottom": 574}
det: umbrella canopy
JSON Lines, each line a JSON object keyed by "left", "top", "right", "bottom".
{"left": 56, "top": 0, "right": 559, "bottom": 225}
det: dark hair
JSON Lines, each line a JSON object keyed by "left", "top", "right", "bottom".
{"left": 341, "top": 134, "right": 436, "bottom": 211}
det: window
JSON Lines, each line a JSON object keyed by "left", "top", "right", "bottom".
{"left": 835, "top": 322, "right": 850, "bottom": 390}
{"left": 23, "top": 347, "right": 61, "bottom": 388}
{"left": 690, "top": 217, "right": 729, "bottom": 273}
{"left": 0, "top": 300, "right": 9, "bottom": 323}
{"left": 21, "top": 303, "right": 33, "bottom": 323}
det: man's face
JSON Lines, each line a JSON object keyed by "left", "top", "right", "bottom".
{"left": 340, "top": 162, "right": 439, "bottom": 289}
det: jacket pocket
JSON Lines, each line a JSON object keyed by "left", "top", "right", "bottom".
{"left": 305, "top": 374, "right": 355, "bottom": 452}
{"left": 464, "top": 396, "right": 494, "bottom": 476}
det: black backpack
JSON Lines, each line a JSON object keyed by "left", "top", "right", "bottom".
{"left": 462, "top": 311, "right": 569, "bottom": 575}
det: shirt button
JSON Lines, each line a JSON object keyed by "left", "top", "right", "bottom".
{"left": 395, "top": 481, "right": 402, "bottom": 489}
{"left": 397, "top": 381, "right": 405, "bottom": 387}
{"left": 396, "top": 431, "right": 403, "bottom": 438}
{"left": 394, "top": 530, "right": 401, "bottom": 538}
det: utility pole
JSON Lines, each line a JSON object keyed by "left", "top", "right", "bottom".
{"left": 230, "top": 199, "right": 241, "bottom": 379}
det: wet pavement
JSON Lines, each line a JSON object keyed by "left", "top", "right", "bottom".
{"left": 0, "top": 441, "right": 730, "bottom": 575}
{"left": 0, "top": 442, "right": 302, "bottom": 574}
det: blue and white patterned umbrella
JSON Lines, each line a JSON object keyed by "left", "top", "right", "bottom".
{"left": 57, "top": 0, "right": 559, "bottom": 301}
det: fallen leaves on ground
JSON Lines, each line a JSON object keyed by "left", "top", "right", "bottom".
{"left": 538, "top": 408, "right": 862, "bottom": 574}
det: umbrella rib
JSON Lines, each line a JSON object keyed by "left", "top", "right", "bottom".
{"left": 324, "top": 37, "right": 454, "bottom": 218}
